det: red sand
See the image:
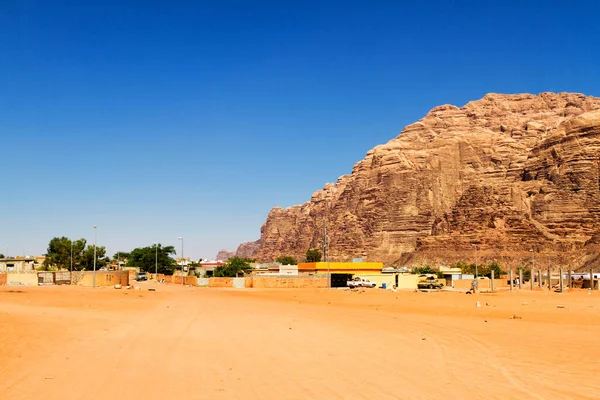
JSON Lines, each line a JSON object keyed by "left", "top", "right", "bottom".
{"left": 1, "top": 283, "right": 599, "bottom": 399}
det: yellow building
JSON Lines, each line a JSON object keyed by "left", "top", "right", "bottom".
{"left": 298, "top": 261, "right": 383, "bottom": 275}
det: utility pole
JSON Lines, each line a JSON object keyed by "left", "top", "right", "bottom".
{"left": 530, "top": 249, "right": 535, "bottom": 290}
{"left": 178, "top": 237, "right": 184, "bottom": 286}
{"left": 322, "top": 217, "right": 327, "bottom": 262}
{"left": 93, "top": 225, "right": 97, "bottom": 289}
{"left": 472, "top": 244, "right": 478, "bottom": 278}
{"left": 327, "top": 234, "right": 331, "bottom": 288}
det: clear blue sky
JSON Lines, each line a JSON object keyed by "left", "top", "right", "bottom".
{"left": 1, "top": 1, "right": 599, "bottom": 260}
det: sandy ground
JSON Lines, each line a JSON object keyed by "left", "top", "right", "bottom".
{"left": 1, "top": 283, "right": 599, "bottom": 400}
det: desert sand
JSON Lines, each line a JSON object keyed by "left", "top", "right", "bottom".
{"left": 1, "top": 283, "right": 599, "bottom": 399}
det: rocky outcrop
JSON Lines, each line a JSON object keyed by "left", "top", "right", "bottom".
{"left": 216, "top": 240, "right": 261, "bottom": 261}
{"left": 235, "top": 240, "right": 261, "bottom": 260}
{"left": 255, "top": 93, "right": 600, "bottom": 271}
{"left": 215, "top": 250, "right": 235, "bottom": 261}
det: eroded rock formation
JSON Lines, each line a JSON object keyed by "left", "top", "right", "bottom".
{"left": 215, "top": 250, "right": 235, "bottom": 261}
{"left": 216, "top": 240, "right": 261, "bottom": 261}
{"left": 255, "top": 93, "right": 600, "bottom": 270}
{"left": 235, "top": 240, "right": 261, "bottom": 260}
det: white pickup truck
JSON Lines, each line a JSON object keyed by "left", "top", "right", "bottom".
{"left": 347, "top": 277, "right": 377, "bottom": 288}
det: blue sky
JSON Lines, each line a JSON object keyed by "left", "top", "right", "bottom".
{"left": 1, "top": 1, "right": 599, "bottom": 260}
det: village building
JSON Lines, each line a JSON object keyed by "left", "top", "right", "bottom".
{"left": 298, "top": 261, "right": 384, "bottom": 275}
{"left": 0, "top": 257, "right": 37, "bottom": 272}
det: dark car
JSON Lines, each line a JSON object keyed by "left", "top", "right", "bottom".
{"left": 136, "top": 272, "right": 148, "bottom": 281}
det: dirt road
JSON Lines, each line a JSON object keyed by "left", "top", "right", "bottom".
{"left": 1, "top": 284, "right": 599, "bottom": 399}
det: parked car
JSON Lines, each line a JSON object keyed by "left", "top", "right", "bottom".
{"left": 136, "top": 272, "right": 148, "bottom": 281}
{"left": 347, "top": 277, "right": 377, "bottom": 288}
{"left": 417, "top": 274, "right": 445, "bottom": 289}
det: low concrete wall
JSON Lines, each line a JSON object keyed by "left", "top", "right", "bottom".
{"left": 209, "top": 277, "right": 234, "bottom": 288}
{"left": 162, "top": 275, "right": 197, "bottom": 285}
{"left": 172, "top": 276, "right": 198, "bottom": 286}
{"left": 75, "top": 271, "right": 129, "bottom": 287}
{"left": 398, "top": 275, "right": 421, "bottom": 289}
{"left": 357, "top": 274, "right": 420, "bottom": 289}
{"left": 250, "top": 276, "right": 328, "bottom": 288}
{"left": 0, "top": 273, "right": 6, "bottom": 285}
{"left": 355, "top": 274, "right": 396, "bottom": 288}
{"left": 453, "top": 279, "right": 493, "bottom": 290}
{"left": 127, "top": 270, "right": 137, "bottom": 282}
{"left": 5, "top": 273, "right": 38, "bottom": 286}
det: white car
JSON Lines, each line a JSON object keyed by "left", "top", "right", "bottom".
{"left": 347, "top": 277, "right": 377, "bottom": 288}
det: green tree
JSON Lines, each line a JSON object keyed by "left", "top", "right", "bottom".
{"left": 213, "top": 257, "right": 253, "bottom": 277}
{"left": 276, "top": 255, "right": 297, "bottom": 265}
{"left": 411, "top": 265, "right": 437, "bottom": 275}
{"left": 0, "top": 254, "right": 4, "bottom": 258}
{"left": 487, "top": 262, "right": 506, "bottom": 278}
{"left": 43, "top": 237, "right": 87, "bottom": 270}
{"left": 80, "top": 245, "right": 109, "bottom": 270}
{"left": 454, "top": 261, "right": 506, "bottom": 278}
{"left": 126, "top": 244, "right": 176, "bottom": 275}
{"left": 305, "top": 249, "right": 322, "bottom": 262}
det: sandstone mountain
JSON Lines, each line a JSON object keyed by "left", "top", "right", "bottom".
{"left": 215, "top": 240, "right": 261, "bottom": 261}
{"left": 215, "top": 249, "right": 235, "bottom": 261}
{"left": 255, "top": 92, "right": 600, "bottom": 271}
{"left": 235, "top": 240, "right": 261, "bottom": 260}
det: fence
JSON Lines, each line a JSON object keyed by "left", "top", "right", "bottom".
{"left": 197, "top": 277, "right": 209, "bottom": 286}
{"left": 38, "top": 272, "right": 54, "bottom": 284}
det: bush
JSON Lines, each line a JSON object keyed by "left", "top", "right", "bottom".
{"left": 305, "top": 249, "right": 322, "bottom": 262}
{"left": 276, "top": 255, "right": 297, "bottom": 265}
{"left": 213, "top": 257, "right": 253, "bottom": 277}
{"left": 454, "top": 261, "right": 506, "bottom": 278}
{"left": 411, "top": 265, "right": 437, "bottom": 275}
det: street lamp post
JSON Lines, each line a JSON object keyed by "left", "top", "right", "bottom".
{"left": 530, "top": 249, "right": 535, "bottom": 290}
{"left": 327, "top": 235, "right": 331, "bottom": 289}
{"left": 93, "top": 225, "right": 97, "bottom": 289}
{"left": 472, "top": 244, "right": 478, "bottom": 278}
{"left": 178, "top": 237, "right": 184, "bottom": 287}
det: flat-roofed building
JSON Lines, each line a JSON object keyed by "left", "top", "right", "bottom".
{"left": 0, "top": 257, "right": 36, "bottom": 272}
{"left": 298, "top": 261, "right": 383, "bottom": 275}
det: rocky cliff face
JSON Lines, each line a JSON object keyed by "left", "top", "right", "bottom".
{"left": 215, "top": 240, "right": 261, "bottom": 261}
{"left": 235, "top": 240, "right": 261, "bottom": 260}
{"left": 255, "top": 93, "right": 600, "bottom": 271}
{"left": 215, "top": 250, "right": 235, "bottom": 261}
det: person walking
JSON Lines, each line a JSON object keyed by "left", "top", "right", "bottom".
{"left": 471, "top": 278, "right": 478, "bottom": 293}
